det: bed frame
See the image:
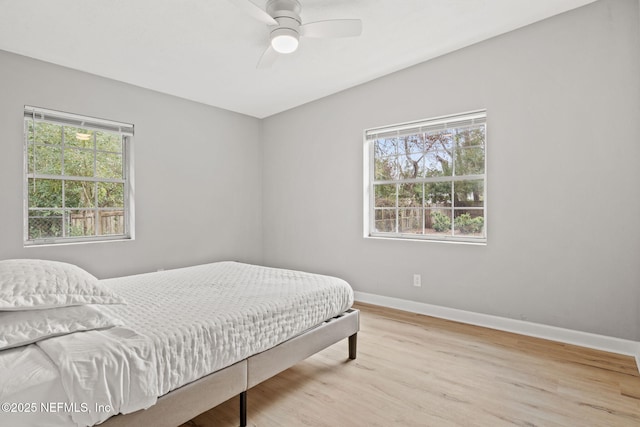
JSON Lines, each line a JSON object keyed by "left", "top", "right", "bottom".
{"left": 100, "top": 308, "right": 359, "bottom": 427}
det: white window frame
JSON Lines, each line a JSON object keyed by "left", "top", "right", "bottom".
{"left": 23, "top": 106, "right": 135, "bottom": 246}
{"left": 363, "top": 110, "right": 487, "bottom": 244}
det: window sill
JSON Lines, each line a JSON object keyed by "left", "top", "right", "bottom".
{"left": 365, "top": 234, "right": 486, "bottom": 246}
{"left": 24, "top": 236, "right": 134, "bottom": 248}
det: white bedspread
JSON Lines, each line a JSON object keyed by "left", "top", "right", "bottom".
{"left": 0, "top": 345, "right": 70, "bottom": 427}
{"left": 0, "top": 328, "right": 157, "bottom": 427}
{"left": 99, "top": 261, "right": 354, "bottom": 396}
{"left": 37, "top": 327, "right": 158, "bottom": 426}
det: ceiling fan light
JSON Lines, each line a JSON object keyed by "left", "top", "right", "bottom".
{"left": 271, "top": 28, "right": 299, "bottom": 53}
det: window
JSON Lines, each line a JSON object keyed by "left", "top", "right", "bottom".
{"left": 23, "top": 106, "right": 134, "bottom": 246}
{"left": 364, "top": 110, "right": 486, "bottom": 243}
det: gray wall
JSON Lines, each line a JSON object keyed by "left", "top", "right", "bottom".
{"left": 261, "top": 0, "right": 640, "bottom": 340}
{"left": 0, "top": 51, "right": 263, "bottom": 279}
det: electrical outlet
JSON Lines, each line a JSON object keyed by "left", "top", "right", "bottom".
{"left": 413, "top": 274, "right": 421, "bottom": 287}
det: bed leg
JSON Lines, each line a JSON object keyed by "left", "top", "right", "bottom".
{"left": 348, "top": 333, "right": 357, "bottom": 360}
{"left": 239, "top": 391, "right": 247, "bottom": 427}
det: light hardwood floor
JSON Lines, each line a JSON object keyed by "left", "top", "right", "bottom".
{"left": 181, "top": 302, "right": 640, "bottom": 427}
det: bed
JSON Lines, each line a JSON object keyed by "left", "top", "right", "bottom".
{"left": 0, "top": 259, "right": 359, "bottom": 427}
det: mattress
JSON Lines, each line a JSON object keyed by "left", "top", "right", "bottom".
{"left": 98, "top": 261, "right": 354, "bottom": 396}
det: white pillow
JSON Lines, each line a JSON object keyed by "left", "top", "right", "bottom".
{"left": 0, "top": 259, "right": 125, "bottom": 311}
{"left": 0, "top": 304, "right": 123, "bottom": 350}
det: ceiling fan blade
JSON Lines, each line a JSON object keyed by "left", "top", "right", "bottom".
{"left": 299, "top": 19, "right": 362, "bottom": 38}
{"left": 228, "top": 0, "right": 277, "bottom": 25}
{"left": 257, "top": 45, "right": 279, "bottom": 69}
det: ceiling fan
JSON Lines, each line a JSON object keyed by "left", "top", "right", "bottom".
{"left": 229, "top": 0, "right": 362, "bottom": 68}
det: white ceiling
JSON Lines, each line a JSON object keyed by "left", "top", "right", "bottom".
{"left": 0, "top": 0, "right": 596, "bottom": 118}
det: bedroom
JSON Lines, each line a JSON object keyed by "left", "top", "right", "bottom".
{"left": 0, "top": 0, "right": 639, "bottom": 426}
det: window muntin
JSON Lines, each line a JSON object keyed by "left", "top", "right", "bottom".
{"left": 24, "top": 106, "right": 133, "bottom": 245}
{"left": 365, "top": 111, "right": 486, "bottom": 243}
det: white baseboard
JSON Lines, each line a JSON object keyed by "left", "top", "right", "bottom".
{"left": 354, "top": 291, "right": 640, "bottom": 373}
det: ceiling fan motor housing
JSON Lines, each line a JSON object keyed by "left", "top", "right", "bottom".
{"left": 267, "top": 0, "right": 302, "bottom": 31}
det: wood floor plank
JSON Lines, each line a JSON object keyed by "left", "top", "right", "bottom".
{"left": 181, "top": 302, "right": 640, "bottom": 427}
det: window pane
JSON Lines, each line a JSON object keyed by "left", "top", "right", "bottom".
{"left": 96, "top": 152, "right": 123, "bottom": 179}
{"left": 27, "top": 143, "right": 35, "bottom": 174}
{"left": 425, "top": 208, "right": 452, "bottom": 235}
{"left": 98, "top": 182, "right": 124, "bottom": 208}
{"left": 28, "top": 178, "right": 62, "bottom": 208}
{"left": 454, "top": 210, "right": 485, "bottom": 236}
{"left": 400, "top": 135, "right": 425, "bottom": 155}
{"left": 64, "top": 147, "right": 95, "bottom": 177}
{"left": 98, "top": 210, "right": 125, "bottom": 235}
{"left": 453, "top": 125, "right": 485, "bottom": 148}
{"left": 33, "top": 145, "right": 62, "bottom": 175}
{"left": 28, "top": 210, "right": 63, "bottom": 239}
{"left": 374, "top": 184, "right": 396, "bottom": 207}
{"left": 425, "top": 182, "right": 452, "bottom": 207}
{"left": 374, "top": 138, "right": 398, "bottom": 157}
{"left": 65, "top": 181, "right": 95, "bottom": 208}
{"left": 453, "top": 180, "right": 484, "bottom": 208}
{"left": 374, "top": 208, "right": 396, "bottom": 233}
{"left": 374, "top": 156, "right": 399, "bottom": 180}
{"left": 32, "top": 122, "right": 62, "bottom": 145}
{"left": 399, "top": 208, "right": 423, "bottom": 234}
{"left": 64, "top": 126, "right": 94, "bottom": 149}
{"left": 399, "top": 152, "right": 424, "bottom": 179}
{"left": 424, "top": 134, "right": 453, "bottom": 177}
{"left": 399, "top": 183, "right": 422, "bottom": 208}
{"left": 66, "top": 210, "right": 95, "bottom": 237}
{"left": 96, "top": 132, "right": 122, "bottom": 152}
{"left": 26, "top": 120, "right": 33, "bottom": 140}
{"left": 454, "top": 146, "right": 485, "bottom": 175}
